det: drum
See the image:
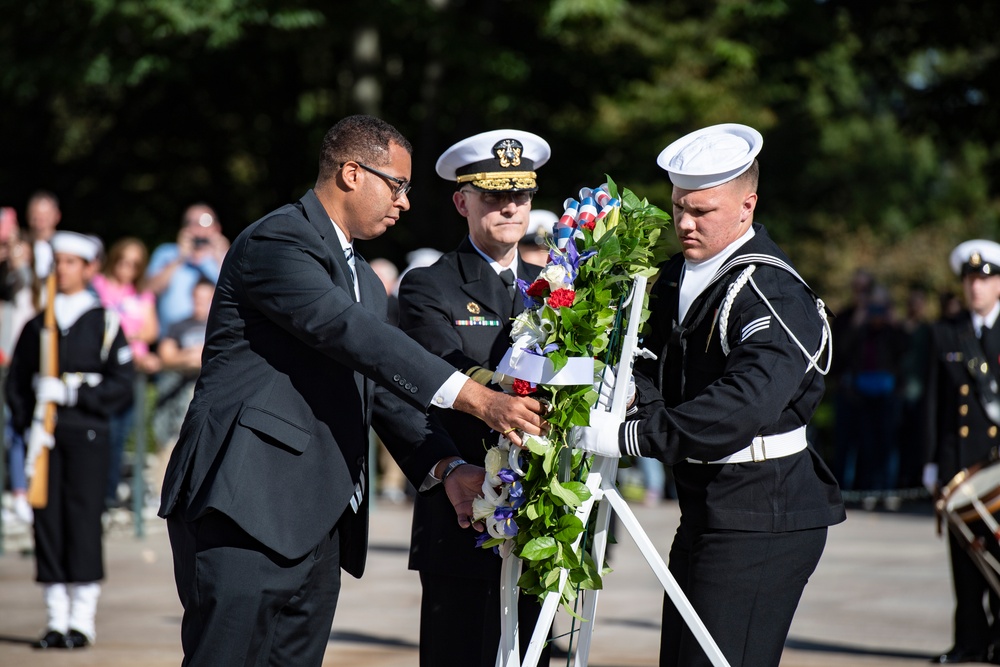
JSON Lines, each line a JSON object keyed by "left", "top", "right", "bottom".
{"left": 938, "top": 460, "right": 1000, "bottom": 595}
{"left": 939, "top": 461, "right": 1000, "bottom": 525}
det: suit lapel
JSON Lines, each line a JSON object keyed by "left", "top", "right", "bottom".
{"left": 300, "top": 189, "right": 357, "bottom": 300}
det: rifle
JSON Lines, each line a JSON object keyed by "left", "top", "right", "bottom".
{"left": 27, "top": 272, "right": 58, "bottom": 508}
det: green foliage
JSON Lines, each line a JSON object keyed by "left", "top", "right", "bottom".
{"left": 496, "top": 183, "right": 669, "bottom": 606}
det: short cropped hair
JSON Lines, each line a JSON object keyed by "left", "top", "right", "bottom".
{"left": 317, "top": 115, "right": 413, "bottom": 185}
{"left": 733, "top": 159, "right": 759, "bottom": 193}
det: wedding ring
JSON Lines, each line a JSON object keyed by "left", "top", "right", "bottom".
{"left": 502, "top": 427, "right": 517, "bottom": 436}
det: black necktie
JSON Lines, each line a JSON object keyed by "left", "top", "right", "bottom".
{"left": 345, "top": 247, "right": 359, "bottom": 301}
{"left": 499, "top": 268, "right": 516, "bottom": 299}
{"left": 499, "top": 268, "right": 516, "bottom": 318}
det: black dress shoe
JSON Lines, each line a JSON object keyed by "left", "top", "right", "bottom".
{"left": 930, "top": 648, "right": 987, "bottom": 664}
{"left": 60, "top": 629, "right": 90, "bottom": 649}
{"left": 31, "top": 629, "right": 65, "bottom": 649}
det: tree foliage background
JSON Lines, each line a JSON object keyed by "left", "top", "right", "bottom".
{"left": 2, "top": 0, "right": 998, "bottom": 310}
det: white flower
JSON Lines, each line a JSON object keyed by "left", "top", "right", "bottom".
{"left": 485, "top": 447, "right": 505, "bottom": 486}
{"left": 510, "top": 314, "right": 545, "bottom": 347}
{"left": 540, "top": 263, "right": 571, "bottom": 291}
{"left": 472, "top": 495, "right": 498, "bottom": 522}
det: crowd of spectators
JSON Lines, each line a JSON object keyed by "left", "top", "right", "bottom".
{"left": 0, "top": 194, "right": 216, "bottom": 519}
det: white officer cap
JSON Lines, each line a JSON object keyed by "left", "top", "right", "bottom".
{"left": 51, "top": 231, "right": 100, "bottom": 262}
{"left": 523, "top": 209, "right": 558, "bottom": 245}
{"left": 656, "top": 123, "right": 763, "bottom": 190}
{"left": 436, "top": 129, "right": 551, "bottom": 192}
{"left": 950, "top": 239, "right": 1000, "bottom": 277}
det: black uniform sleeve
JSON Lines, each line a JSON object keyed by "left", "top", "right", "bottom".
{"left": 624, "top": 266, "right": 826, "bottom": 464}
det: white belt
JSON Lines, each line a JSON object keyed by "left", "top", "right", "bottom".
{"left": 686, "top": 425, "right": 808, "bottom": 464}
{"left": 62, "top": 372, "right": 103, "bottom": 389}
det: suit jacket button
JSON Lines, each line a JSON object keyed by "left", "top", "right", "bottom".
{"left": 410, "top": 386, "right": 418, "bottom": 393}
{"left": 404, "top": 382, "right": 412, "bottom": 390}
{"left": 393, "top": 374, "right": 401, "bottom": 382}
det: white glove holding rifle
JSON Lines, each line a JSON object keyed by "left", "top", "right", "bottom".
{"left": 25, "top": 420, "right": 55, "bottom": 478}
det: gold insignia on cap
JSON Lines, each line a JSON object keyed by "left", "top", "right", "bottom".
{"left": 971, "top": 252, "right": 983, "bottom": 267}
{"left": 494, "top": 139, "right": 523, "bottom": 168}
{"left": 467, "top": 302, "right": 481, "bottom": 314}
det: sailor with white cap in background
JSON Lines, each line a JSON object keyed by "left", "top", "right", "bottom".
{"left": 5, "top": 231, "right": 135, "bottom": 650}
{"left": 925, "top": 239, "right": 1000, "bottom": 665}
{"left": 574, "top": 123, "right": 845, "bottom": 667}
{"left": 397, "top": 129, "right": 553, "bottom": 666}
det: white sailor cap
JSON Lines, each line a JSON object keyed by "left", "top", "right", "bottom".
{"left": 950, "top": 239, "right": 1000, "bottom": 277}
{"left": 522, "top": 209, "right": 558, "bottom": 245}
{"left": 51, "top": 231, "right": 100, "bottom": 262}
{"left": 436, "top": 129, "right": 551, "bottom": 192}
{"left": 656, "top": 123, "right": 763, "bottom": 190}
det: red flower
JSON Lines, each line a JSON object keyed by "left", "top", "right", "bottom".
{"left": 526, "top": 279, "right": 549, "bottom": 297}
{"left": 547, "top": 288, "right": 576, "bottom": 309}
{"left": 580, "top": 220, "right": 596, "bottom": 231}
{"left": 512, "top": 379, "right": 536, "bottom": 396}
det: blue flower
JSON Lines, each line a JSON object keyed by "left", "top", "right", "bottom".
{"left": 475, "top": 533, "right": 491, "bottom": 548}
{"left": 509, "top": 481, "right": 526, "bottom": 509}
{"left": 498, "top": 468, "right": 518, "bottom": 484}
{"left": 516, "top": 277, "right": 540, "bottom": 309}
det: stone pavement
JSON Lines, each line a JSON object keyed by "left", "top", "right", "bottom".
{"left": 0, "top": 497, "right": 964, "bottom": 666}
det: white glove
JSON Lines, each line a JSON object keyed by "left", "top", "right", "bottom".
{"left": 36, "top": 376, "right": 76, "bottom": 406}
{"left": 25, "top": 423, "right": 55, "bottom": 478}
{"left": 596, "top": 366, "right": 635, "bottom": 411}
{"left": 922, "top": 463, "right": 939, "bottom": 494}
{"left": 570, "top": 410, "right": 623, "bottom": 458}
{"left": 491, "top": 370, "right": 515, "bottom": 393}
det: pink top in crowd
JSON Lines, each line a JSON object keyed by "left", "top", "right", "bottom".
{"left": 92, "top": 273, "right": 155, "bottom": 357}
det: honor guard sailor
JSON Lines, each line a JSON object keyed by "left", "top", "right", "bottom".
{"left": 398, "top": 129, "right": 553, "bottom": 666}
{"left": 6, "top": 231, "right": 135, "bottom": 650}
{"left": 926, "top": 240, "right": 1000, "bottom": 665}
{"left": 573, "top": 123, "right": 846, "bottom": 667}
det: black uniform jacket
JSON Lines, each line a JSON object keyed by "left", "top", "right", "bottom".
{"left": 7, "top": 306, "right": 135, "bottom": 434}
{"left": 924, "top": 311, "right": 1000, "bottom": 484}
{"left": 630, "top": 224, "right": 845, "bottom": 532}
{"left": 158, "top": 189, "right": 460, "bottom": 575}
{"left": 398, "top": 237, "right": 541, "bottom": 578}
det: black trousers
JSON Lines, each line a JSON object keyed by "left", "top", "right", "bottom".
{"left": 34, "top": 425, "right": 109, "bottom": 583}
{"left": 948, "top": 529, "right": 1000, "bottom": 654}
{"left": 419, "top": 571, "right": 551, "bottom": 667}
{"left": 660, "top": 524, "right": 828, "bottom": 667}
{"left": 167, "top": 510, "right": 342, "bottom": 667}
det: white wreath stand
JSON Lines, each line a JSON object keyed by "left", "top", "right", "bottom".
{"left": 495, "top": 275, "right": 731, "bottom": 667}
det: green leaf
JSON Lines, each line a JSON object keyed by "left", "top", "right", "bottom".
{"left": 520, "top": 536, "right": 559, "bottom": 561}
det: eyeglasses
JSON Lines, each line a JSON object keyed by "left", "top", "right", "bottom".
{"left": 460, "top": 190, "right": 535, "bottom": 207}
{"left": 347, "top": 161, "right": 411, "bottom": 200}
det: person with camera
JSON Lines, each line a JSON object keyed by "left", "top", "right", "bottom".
{"left": 145, "top": 203, "right": 229, "bottom": 336}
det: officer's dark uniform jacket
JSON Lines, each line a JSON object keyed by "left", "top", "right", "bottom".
{"left": 628, "top": 224, "right": 845, "bottom": 532}
{"left": 924, "top": 311, "right": 1000, "bottom": 484}
{"left": 399, "top": 237, "right": 542, "bottom": 578}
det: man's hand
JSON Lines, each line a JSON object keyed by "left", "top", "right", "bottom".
{"left": 453, "top": 380, "right": 547, "bottom": 447}
{"left": 442, "top": 463, "right": 487, "bottom": 531}
{"left": 570, "top": 409, "right": 624, "bottom": 458}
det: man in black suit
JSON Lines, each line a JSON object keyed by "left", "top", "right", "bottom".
{"left": 398, "top": 129, "right": 552, "bottom": 666}
{"left": 158, "top": 115, "right": 547, "bottom": 667}
{"left": 575, "top": 124, "right": 845, "bottom": 667}
{"left": 925, "top": 240, "right": 1000, "bottom": 665}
